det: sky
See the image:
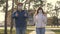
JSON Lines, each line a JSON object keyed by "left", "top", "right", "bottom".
{"left": 47, "top": 0, "right": 59, "bottom": 6}
{"left": 0, "top": 0, "right": 60, "bottom": 22}
{"left": 0, "top": 12, "right": 5, "bottom": 21}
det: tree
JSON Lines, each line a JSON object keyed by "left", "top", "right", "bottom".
{"left": 5, "top": 0, "right": 8, "bottom": 34}
{"left": 46, "top": 1, "right": 60, "bottom": 27}
{"left": 0, "top": 0, "right": 5, "bottom": 4}
{"left": 0, "top": 0, "right": 6, "bottom": 6}
{"left": 10, "top": 0, "right": 14, "bottom": 34}
{"left": 47, "top": 3, "right": 54, "bottom": 17}
{"left": 53, "top": 1, "right": 60, "bottom": 27}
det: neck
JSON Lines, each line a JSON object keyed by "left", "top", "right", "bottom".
{"left": 38, "top": 13, "right": 43, "bottom": 14}
{"left": 18, "top": 9, "right": 22, "bottom": 11}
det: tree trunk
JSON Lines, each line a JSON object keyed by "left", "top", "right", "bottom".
{"left": 4, "top": 0, "right": 8, "bottom": 34}
{"left": 10, "top": 0, "right": 14, "bottom": 34}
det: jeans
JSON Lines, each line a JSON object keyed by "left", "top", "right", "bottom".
{"left": 16, "top": 27, "right": 26, "bottom": 34}
{"left": 36, "top": 28, "right": 45, "bottom": 34}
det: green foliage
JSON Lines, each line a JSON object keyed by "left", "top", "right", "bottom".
{"left": 0, "top": 29, "right": 33, "bottom": 34}
{"left": 0, "top": 0, "right": 5, "bottom": 4}
{"left": 52, "top": 16, "right": 58, "bottom": 25}
{"left": 52, "top": 30, "right": 60, "bottom": 34}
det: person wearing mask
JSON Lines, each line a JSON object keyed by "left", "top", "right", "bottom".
{"left": 34, "top": 7, "right": 47, "bottom": 34}
{"left": 12, "top": 3, "right": 28, "bottom": 34}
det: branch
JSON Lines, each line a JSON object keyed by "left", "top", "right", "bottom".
{"left": 52, "top": 8, "right": 60, "bottom": 11}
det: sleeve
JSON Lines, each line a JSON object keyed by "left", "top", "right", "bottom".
{"left": 43, "top": 16, "right": 47, "bottom": 24}
{"left": 33, "top": 15, "right": 37, "bottom": 23}
{"left": 24, "top": 10, "right": 28, "bottom": 18}
{"left": 12, "top": 12, "right": 18, "bottom": 19}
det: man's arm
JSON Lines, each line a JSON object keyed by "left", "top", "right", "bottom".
{"left": 12, "top": 12, "right": 18, "bottom": 19}
{"left": 24, "top": 10, "right": 28, "bottom": 18}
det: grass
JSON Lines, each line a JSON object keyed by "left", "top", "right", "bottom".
{"left": 52, "top": 30, "right": 60, "bottom": 34}
{"left": 27, "top": 26, "right": 60, "bottom": 34}
{"left": 0, "top": 29, "right": 33, "bottom": 34}
{"left": 0, "top": 25, "right": 60, "bottom": 34}
{"left": 1, "top": 29, "right": 60, "bottom": 34}
{"left": 27, "top": 25, "right": 60, "bottom": 28}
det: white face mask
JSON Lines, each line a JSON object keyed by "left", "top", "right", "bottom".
{"left": 18, "top": 6, "right": 22, "bottom": 9}
{"left": 39, "top": 10, "right": 42, "bottom": 14}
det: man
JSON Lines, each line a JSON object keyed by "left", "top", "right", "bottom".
{"left": 12, "top": 3, "right": 28, "bottom": 34}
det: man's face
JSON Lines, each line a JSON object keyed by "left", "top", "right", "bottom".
{"left": 18, "top": 4, "right": 23, "bottom": 10}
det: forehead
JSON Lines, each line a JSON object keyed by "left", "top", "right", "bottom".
{"left": 18, "top": 3, "right": 23, "bottom": 6}
{"left": 18, "top": 5, "right": 23, "bottom": 6}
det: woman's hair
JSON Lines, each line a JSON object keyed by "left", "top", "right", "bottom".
{"left": 34, "top": 7, "right": 45, "bottom": 16}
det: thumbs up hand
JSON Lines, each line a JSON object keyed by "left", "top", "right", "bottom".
{"left": 16, "top": 13, "right": 18, "bottom": 16}
{"left": 24, "top": 13, "right": 27, "bottom": 17}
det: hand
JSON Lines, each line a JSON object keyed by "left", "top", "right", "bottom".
{"left": 16, "top": 13, "right": 18, "bottom": 16}
{"left": 24, "top": 13, "right": 27, "bottom": 16}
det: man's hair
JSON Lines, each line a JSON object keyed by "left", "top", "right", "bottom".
{"left": 17, "top": 3, "right": 23, "bottom": 6}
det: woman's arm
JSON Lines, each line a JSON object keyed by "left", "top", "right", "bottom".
{"left": 33, "top": 15, "right": 37, "bottom": 23}
{"left": 43, "top": 15, "right": 47, "bottom": 24}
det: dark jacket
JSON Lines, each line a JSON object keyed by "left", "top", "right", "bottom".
{"left": 12, "top": 10, "right": 28, "bottom": 28}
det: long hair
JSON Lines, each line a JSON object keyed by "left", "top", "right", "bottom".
{"left": 34, "top": 7, "right": 45, "bottom": 16}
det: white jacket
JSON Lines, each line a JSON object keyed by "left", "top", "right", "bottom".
{"left": 34, "top": 13, "right": 47, "bottom": 28}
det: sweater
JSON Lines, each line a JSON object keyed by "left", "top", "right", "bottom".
{"left": 34, "top": 13, "right": 47, "bottom": 28}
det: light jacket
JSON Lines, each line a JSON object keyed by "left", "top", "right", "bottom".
{"left": 34, "top": 13, "right": 47, "bottom": 28}
{"left": 12, "top": 10, "right": 28, "bottom": 28}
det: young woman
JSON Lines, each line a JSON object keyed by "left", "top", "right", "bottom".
{"left": 34, "top": 7, "right": 47, "bottom": 34}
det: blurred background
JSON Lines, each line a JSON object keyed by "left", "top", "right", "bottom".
{"left": 0, "top": 0, "right": 60, "bottom": 34}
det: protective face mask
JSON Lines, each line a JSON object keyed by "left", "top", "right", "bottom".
{"left": 18, "top": 6, "right": 22, "bottom": 9}
{"left": 39, "top": 10, "right": 42, "bottom": 14}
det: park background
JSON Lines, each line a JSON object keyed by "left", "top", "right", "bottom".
{"left": 0, "top": 0, "right": 60, "bottom": 34}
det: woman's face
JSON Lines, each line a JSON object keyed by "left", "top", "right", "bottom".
{"left": 38, "top": 9, "right": 42, "bottom": 14}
